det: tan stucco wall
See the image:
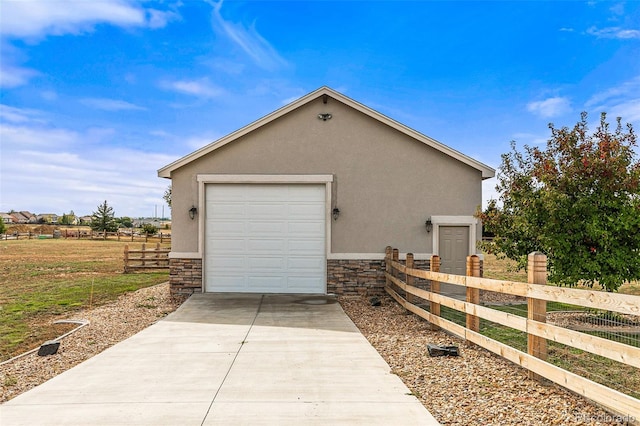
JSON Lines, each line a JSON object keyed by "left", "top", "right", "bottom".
{"left": 168, "top": 96, "right": 482, "bottom": 254}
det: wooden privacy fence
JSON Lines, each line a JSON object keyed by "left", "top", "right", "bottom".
{"left": 384, "top": 246, "right": 640, "bottom": 423}
{"left": 123, "top": 243, "right": 170, "bottom": 273}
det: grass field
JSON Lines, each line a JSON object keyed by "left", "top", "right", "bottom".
{"left": 0, "top": 239, "right": 169, "bottom": 362}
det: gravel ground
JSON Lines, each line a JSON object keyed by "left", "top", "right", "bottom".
{"left": 0, "top": 282, "right": 181, "bottom": 403}
{"left": 339, "top": 295, "right": 626, "bottom": 426}
{"left": 0, "top": 286, "right": 627, "bottom": 425}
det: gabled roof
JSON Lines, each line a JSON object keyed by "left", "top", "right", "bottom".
{"left": 158, "top": 86, "right": 495, "bottom": 179}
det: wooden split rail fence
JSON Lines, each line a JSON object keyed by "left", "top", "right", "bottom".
{"left": 123, "top": 243, "right": 170, "bottom": 273}
{"left": 384, "top": 246, "right": 640, "bottom": 423}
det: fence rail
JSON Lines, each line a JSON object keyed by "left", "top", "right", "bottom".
{"left": 123, "top": 243, "right": 170, "bottom": 273}
{"left": 2, "top": 231, "right": 171, "bottom": 243}
{"left": 384, "top": 246, "right": 640, "bottom": 424}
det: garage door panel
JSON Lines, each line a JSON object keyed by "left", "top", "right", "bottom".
{"left": 208, "top": 221, "right": 245, "bottom": 235}
{"left": 209, "top": 239, "right": 246, "bottom": 253}
{"left": 209, "top": 203, "right": 246, "bottom": 217}
{"left": 288, "top": 203, "right": 325, "bottom": 218}
{"left": 247, "top": 239, "right": 285, "bottom": 253}
{"left": 288, "top": 221, "right": 324, "bottom": 235}
{"left": 287, "top": 185, "right": 325, "bottom": 200}
{"left": 286, "top": 277, "right": 325, "bottom": 292}
{"left": 213, "top": 275, "right": 248, "bottom": 291}
{"left": 247, "top": 221, "right": 286, "bottom": 235}
{"left": 248, "top": 276, "right": 286, "bottom": 291}
{"left": 205, "top": 183, "right": 326, "bottom": 293}
{"left": 247, "top": 203, "right": 287, "bottom": 217}
{"left": 248, "top": 256, "right": 285, "bottom": 270}
{"left": 288, "top": 239, "right": 325, "bottom": 252}
{"left": 287, "top": 256, "right": 325, "bottom": 270}
{"left": 209, "top": 256, "right": 246, "bottom": 270}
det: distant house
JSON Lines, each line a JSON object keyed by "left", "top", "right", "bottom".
{"left": 20, "top": 211, "right": 37, "bottom": 223}
{"left": 0, "top": 213, "right": 15, "bottom": 224}
{"left": 10, "top": 212, "right": 30, "bottom": 223}
{"left": 158, "top": 86, "right": 495, "bottom": 297}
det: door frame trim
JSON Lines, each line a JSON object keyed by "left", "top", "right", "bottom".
{"left": 430, "top": 215, "right": 478, "bottom": 257}
{"left": 197, "top": 174, "right": 333, "bottom": 293}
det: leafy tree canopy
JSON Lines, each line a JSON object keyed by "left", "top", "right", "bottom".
{"left": 90, "top": 200, "right": 118, "bottom": 232}
{"left": 141, "top": 223, "right": 158, "bottom": 235}
{"left": 0, "top": 217, "right": 6, "bottom": 235}
{"left": 163, "top": 185, "right": 171, "bottom": 209}
{"left": 477, "top": 112, "right": 640, "bottom": 292}
{"left": 118, "top": 217, "right": 133, "bottom": 228}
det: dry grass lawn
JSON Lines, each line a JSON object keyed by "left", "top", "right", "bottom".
{"left": 0, "top": 239, "right": 169, "bottom": 362}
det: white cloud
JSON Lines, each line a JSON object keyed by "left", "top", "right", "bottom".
{"left": 185, "top": 134, "right": 218, "bottom": 150}
{"left": 160, "top": 78, "right": 224, "bottom": 98}
{"left": 208, "top": 0, "right": 287, "bottom": 71}
{"left": 0, "top": 123, "right": 79, "bottom": 148}
{"left": 0, "top": 119, "right": 175, "bottom": 217}
{"left": 586, "top": 26, "right": 640, "bottom": 39}
{"left": 0, "top": 104, "right": 47, "bottom": 123}
{"left": 0, "top": 63, "right": 39, "bottom": 88}
{"left": 584, "top": 77, "right": 640, "bottom": 125}
{"left": 146, "top": 8, "right": 180, "bottom": 29}
{"left": 608, "top": 99, "right": 640, "bottom": 124}
{"left": 511, "top": 132, "right": 548, "bottom": 146}
{"left": 526, "top": 97, "right": 571, "bottom": 118}
{"left": 80, "top": 98, "right": 147, "bottom": 111}
{"left": 0, "top": 0, "right": 179, "bottom": 39}
{"left": 585, "top": 76, "right": 640, "bottom": 107}
{"left": 0, "top": 1, "right": 144, "bottom": 38}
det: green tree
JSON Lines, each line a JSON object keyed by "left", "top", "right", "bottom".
{"left": 477, "top": 112, "right": 640, "bottom": 292}
{"left": 119, "top": 216, "right": 133, "bottom": 228}
{"left": 90, "top": 201, "right": 118, "bottom": 232}
{"left": 163, "top": 185, "right": 171, "bottom": 209}
{"left": 0, "top": 217, "right": 6, "bottom": 235}
{"left": 141, "top": 223, "right": 158, "bottom": 235}
{"left": 59, "top": 213, "right": 73, "bottom": 225}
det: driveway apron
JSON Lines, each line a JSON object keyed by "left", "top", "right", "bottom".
{"left": 1, "top": 294, "right": 440, "bottom": 425}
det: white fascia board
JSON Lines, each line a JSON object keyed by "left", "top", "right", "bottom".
{"left": 169, "top": 252, "right": 202, "bottom": 259}
{"left": 328, "top": 253, "right": 433, "bottom": 261}
{"left": 157, "top": 86, "right": 495, "bottom": 179}
{"left": 197, "top": 174, "right": 334, "bottom": 183}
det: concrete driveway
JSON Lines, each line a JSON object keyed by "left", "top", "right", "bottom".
{"left": 1, "top": 294, "right": 439, "bottom": 425}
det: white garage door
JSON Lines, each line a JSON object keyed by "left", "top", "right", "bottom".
{"left": 205, "top": 184, "right": 326, "bottom": 293}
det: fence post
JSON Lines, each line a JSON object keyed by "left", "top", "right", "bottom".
{"left": 155, "top": 242, "right": 161, "bottom": 266}
{"left": 466, "top": 255, "right": 481, "bottom": 333}
{"left": 392, "top": 249, "right": 399, "bottom": 283}
{"left": 141, "top": 243, "right": 146, "bottom": 267}
{"left": 406, "top": 253, "right": 414, "bottom": 305}
{"left": 527, "top": 251, "right": 548, "bottom": 381}
{"left": 430, "top": 255, "right": 441, "bottom": 331}
{"left": 124, "top": 245, "right": 129, "bottom": 273}
{"left": 384, "top": 246, "right": 392, "bottom": 289}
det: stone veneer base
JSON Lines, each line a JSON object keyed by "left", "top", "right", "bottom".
{"left": 169, "top": 258, "right": 203, "bottom": 296}
{"left": 168, "top": 258, "right": 441, "bottom": 296}
{"left": 326, "top": 259, "right": 430, "bottom": 296}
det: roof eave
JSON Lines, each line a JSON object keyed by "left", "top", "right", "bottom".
{"left": 157, "top": 86, "right": 496, "bottom": 180}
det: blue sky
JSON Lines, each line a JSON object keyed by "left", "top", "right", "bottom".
{"left": 1, "top": 0, "right": 639, "bottom": 218}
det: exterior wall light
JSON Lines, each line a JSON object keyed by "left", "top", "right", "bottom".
{"left": 318, "top": 113, "right": 332, "bottom": 121}
{"left": 189, "top": 206, "right": 198, "bottom": 220}
{"left": 332, "top": 207, "right": 340, "bottom": 221}
{"left": 425, "top": 218, "right": 433, "bottom": 233}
